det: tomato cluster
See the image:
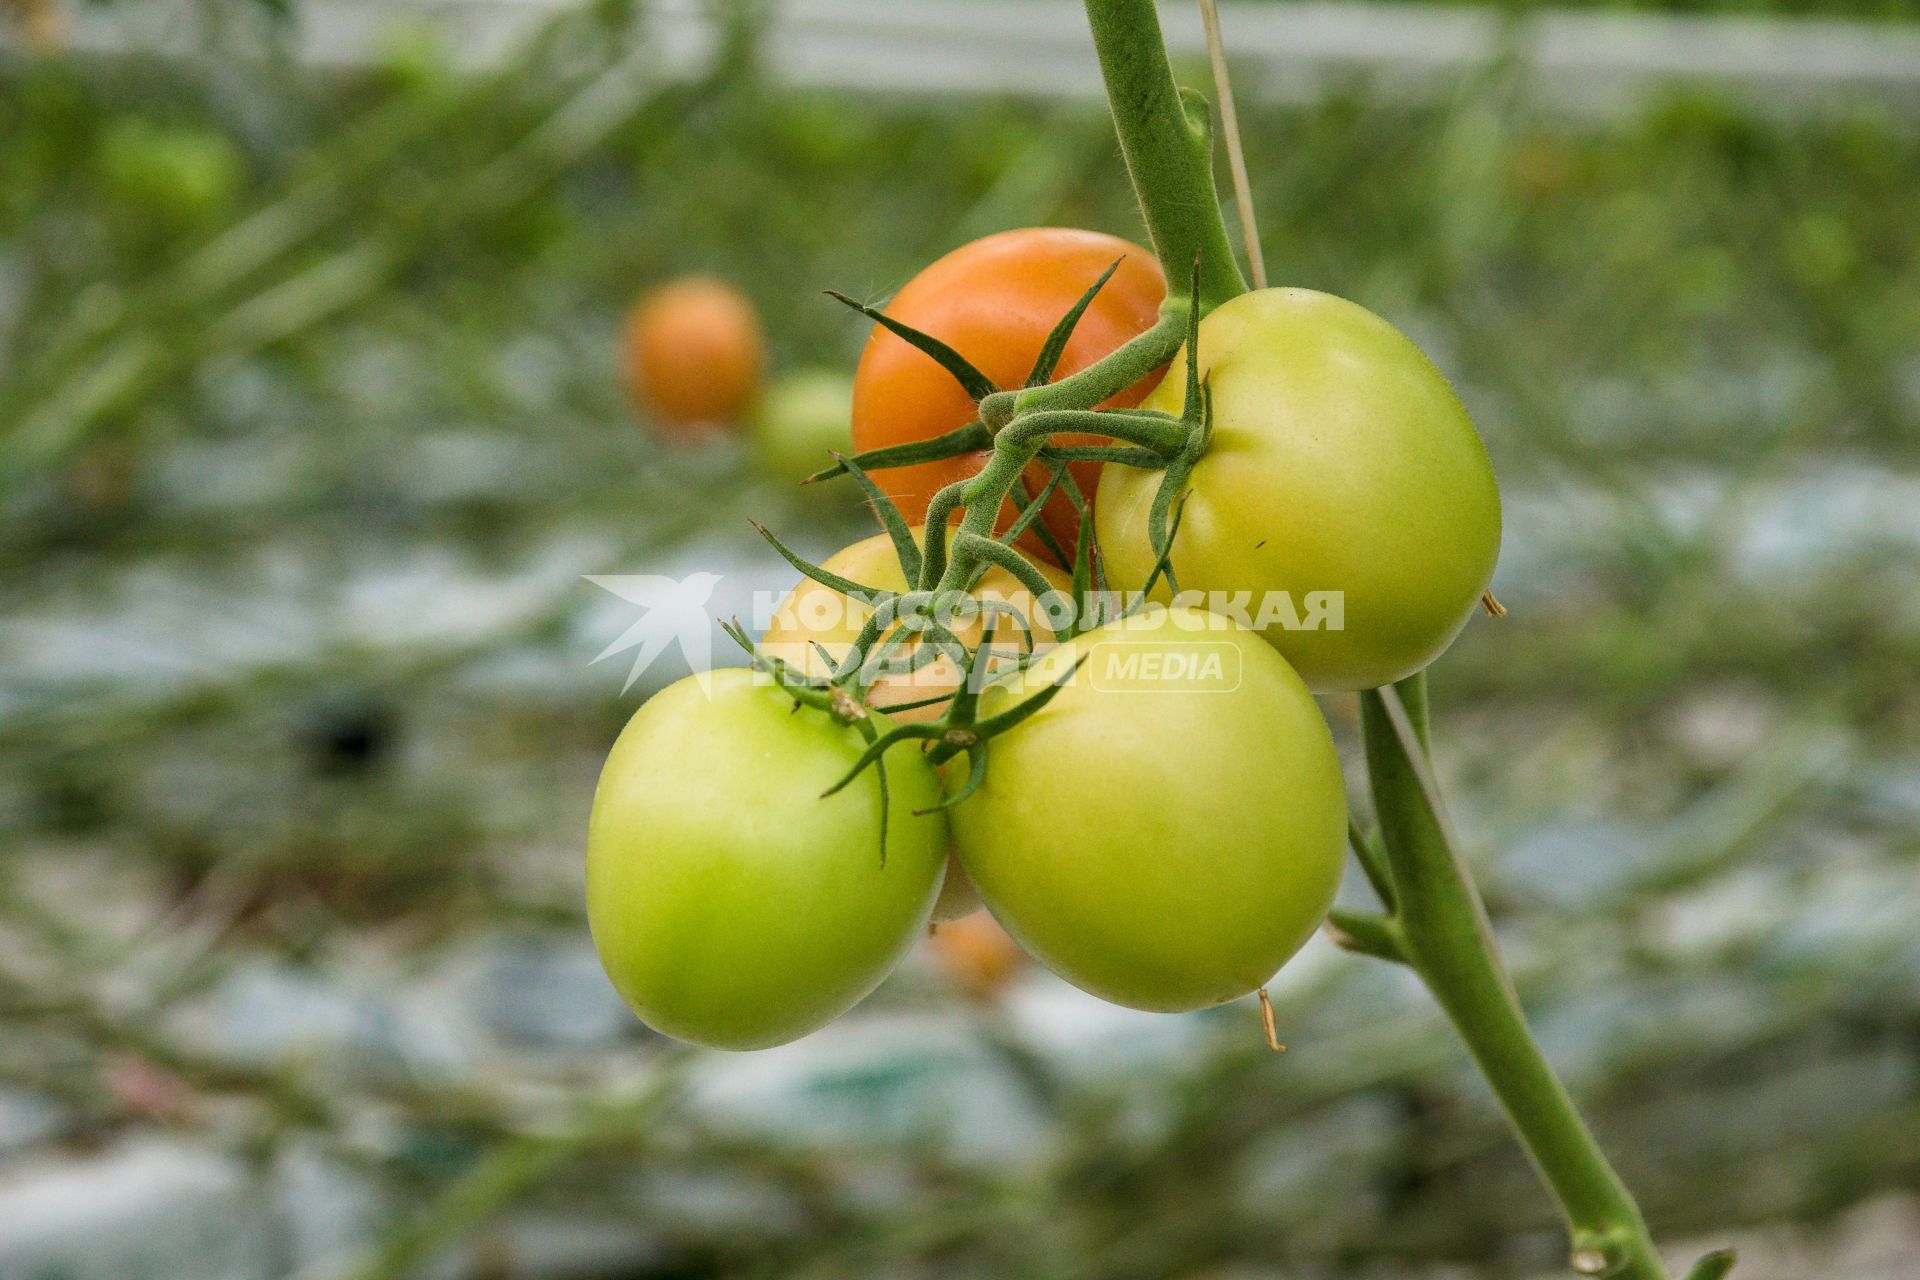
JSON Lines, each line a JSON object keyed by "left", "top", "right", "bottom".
{"left": 588, "top": 227, "right": 1501, "bottom": 1050}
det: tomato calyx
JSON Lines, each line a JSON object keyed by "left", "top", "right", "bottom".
{"left": 800, "top": 248, "right": 1216, "bottom": 607}
{"left": 1140, "top": 267, "right": 1215, "bottom": 598}
{"left": 748, "top": 491, "right": 1100, "bottom": 827}
{"left": 814, "top": 613, "right": 1087, "bottom": 820}
{"left": 811, "top": 260, "right": 1188, "bottom": 482}
{"left": 720, "top": 614, "right": 916, "bottom": 864}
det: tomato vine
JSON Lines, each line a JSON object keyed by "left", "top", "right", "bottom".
{"left": 597, "top": 2, "right": 1735, "bottom": 1277}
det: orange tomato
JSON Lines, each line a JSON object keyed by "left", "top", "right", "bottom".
{"left": 622, "top": 277, "right": 764, "bottom": 433}
{"left": 928, "top": 911, "right": 1024, "bottom": 1001}
{"left": 851, "top": 228, "right": 1166, "bottom": 560}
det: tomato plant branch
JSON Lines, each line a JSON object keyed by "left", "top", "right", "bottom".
{"left": 766, "top": 5, "right": 1710, "bottom": 1273}
{"left": 1362, "top": 677, "right": 1671, "bottom": 1280}
{"left": 981, "top": 306, "right": 1187, "bottom": 426}
{"left": 1082, "top": 0, "right": 1245, "bottom": 310}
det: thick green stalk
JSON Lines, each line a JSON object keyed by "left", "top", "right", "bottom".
{"left": 1065, "top": 5, "right": 1679, "bottom": 1274}
{"left": 1363, "top": 677, "right": 1666, "bottom": 1279}
{"left": 931, "top": 431, "right": 1053, "bottom": 593}
{"left": 1083, "top": 0, "right": 1247, "bottom": 309}
{"left": 841, "top": 34, "right": 1679, "bottom": 1278}
{"left": 994, "top": 307, "right": 1187, "bottom": 422}
{"left": 924, "top": 0, "right": 1244, "bottom": 550}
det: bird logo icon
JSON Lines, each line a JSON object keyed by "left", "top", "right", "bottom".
{"left": 584, "top": 572, "right": 724, "bottom": 692}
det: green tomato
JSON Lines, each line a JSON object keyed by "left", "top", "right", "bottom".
{"left": 587, "top": 668, "right": 946, "bottom": 1049}
{"left": 750, "top": 368, "right": 854, "bottom": 485}
{"left": 1097, "top": 288, "right": 1501, "bottom": 692}
{"left": 950, "top": 605, "right": 1346, "bottom": 1012}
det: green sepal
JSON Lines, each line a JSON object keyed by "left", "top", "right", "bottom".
{"left": 999, "top": 459, "right": 1065, "bottom": 547}
{"left": 970, "top": 653, "right": 1087, "bottom": 739}
{"left": 1139, "top": 485, "right": 1190, "bottom": 600}
{"left": 859, "top": 621, "right": 932, "bottom": 678}
{"left": 846, "top": 715, "right": 891, "bottom": 866}
{"left": 750, "top": 519, "right": 896, "bottom": 609}
{"left": 719, "top": 617, "right": 838, "bottom": 717}
{"left": 1001, "top": 464, "right": 1074, "bottom": 567}
{"left": 1140, "top": 382, "right": 1208, "bottom": 599}
{"left": 943, "top": 612, "right": 1001, "bottom": 729}
{"left": 1026, "top": 257, "right": 1124, "bottom": 387}
{"left": 1065, "top": 512, "right": 1096, "bottom": 642}
{"left": 1180, "top": 253, "right": 1205, "bottom": 423}
{"left": 916, "top": 741, "right": 988, "bottom": 816}
{"left": 805, "top": 420, "right": 991, "bottom": 484}
{"left": 826, "top": 290, "right": 997, "bottom": 402}
{"left": 882, "top": 690, "right": 962, "bottom": 716}
{"left": 1046, "top": 453, "right": 1091, "bottom": 515}
{"left": 1052, "top": 460, "right": 1111, "bottom": 618}
{"left": 819, "top": 721, "right": 944, "bottom": 800}
{"left": 830, "top": 450, "right": 922, "bottom": 583}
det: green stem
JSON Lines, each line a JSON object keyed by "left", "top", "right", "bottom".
{"left": 993, "top": 307, "right": 1188, "bottom": 422}
{"left": 1082, "top": 0, "right": 1246, "bottom": 309}
{"left": 1363, "top": 676, "right": 1666, "bottom": 1280}
{"left": 933, "top": 432, "right": 1053, "bottom": 593}
{"left": 828, "top": 2, "right": 1684, "bottom": 1273}
{"left": 1000, "top": 407, "right": 1188, "bottom": 454}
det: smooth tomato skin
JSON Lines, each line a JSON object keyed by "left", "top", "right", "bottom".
{"left": 760, "top": 527, "right": 1070, "bottom": 723}
{"left": 622, "top": 277, "right": 764, "bottom": 433}
{"left": 949, "top": 605, "right": 1346, "bottom": 1013}
{"left": 852, "top": 228, "right": 1166, "bottom": 556}
{"left": 586, "top": 669, "right": 945, "bottom": 1050}
{"left": 1097, "top": 289, "right": 1502, "bottom": 692}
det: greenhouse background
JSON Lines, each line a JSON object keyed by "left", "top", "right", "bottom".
{"left": 1, "top": 0, "right": 1917, "bottom": 1277}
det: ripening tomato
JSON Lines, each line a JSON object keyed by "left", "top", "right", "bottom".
{"left": 622, "top": 277, "right": 764, "bottom": 434}
{"left": 928, "top": 911, "right": 1023, "bottom": 1001}
{"left": 852, "top": 228, "right": 1166, "bottom": 558}
{"left": 586, "top": 669, "right": 945, "bottom": 1049}
{"left": 1097, "top": 289, "right": 1501, "bottom": 692}
{"left": 760, "top": 526, "right": 1070, "bottom": 722}
{"left": 949, "top": 605, "right": 1346, "bottom": 1013}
